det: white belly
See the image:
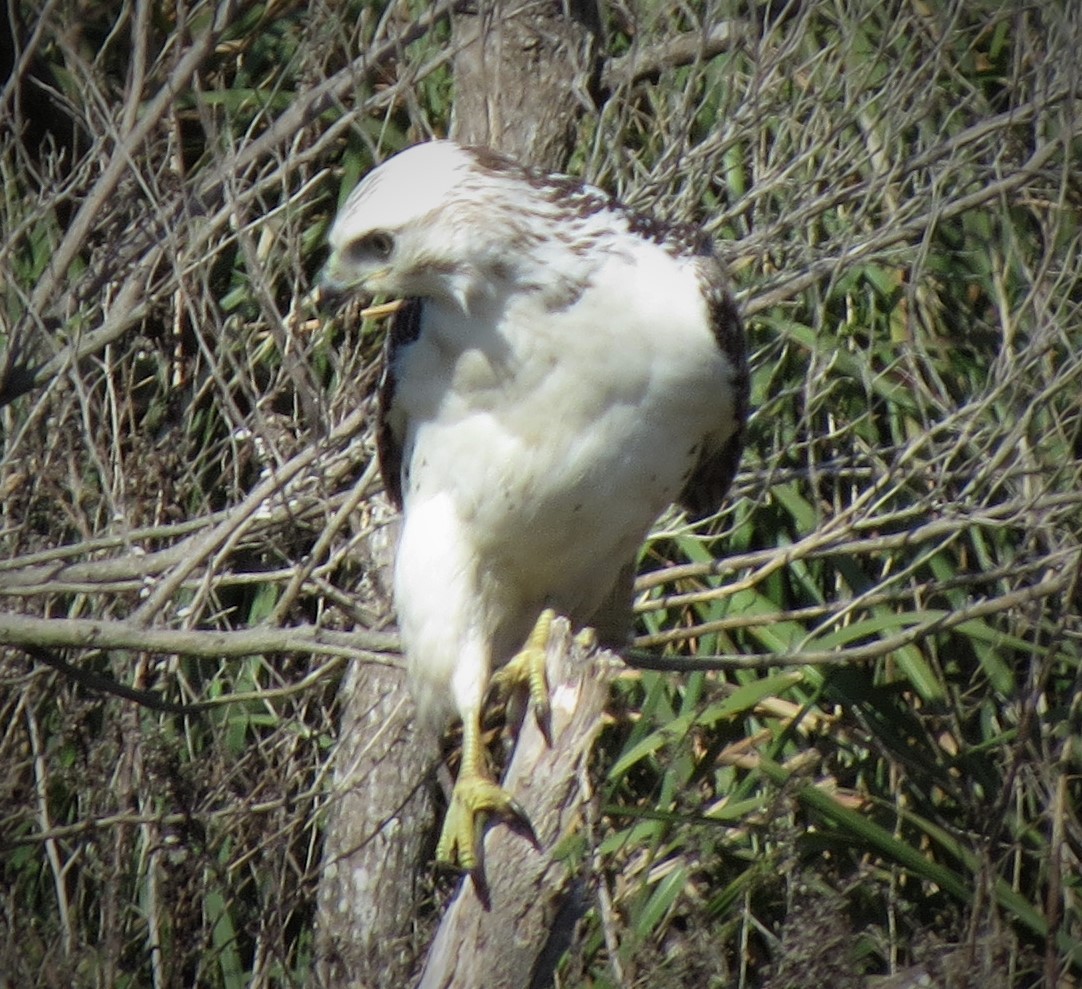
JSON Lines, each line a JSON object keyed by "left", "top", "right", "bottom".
{"left": 390, "top": 249, "right": 738, "bottom": 725}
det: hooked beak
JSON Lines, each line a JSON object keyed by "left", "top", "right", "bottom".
{"left": 313, "top": 264, "right": 403, "bottom": 321}
{"left": 314, "top": 273, "right": 357, "bottom": 313}
{"left": 316, "top": 255, "right": 396, "bottom": 313}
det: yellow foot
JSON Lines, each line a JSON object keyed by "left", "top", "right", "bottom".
{"left": 436, "top": 769, "right": 532, "bottom": 872}
{"left": 573, "top": 626, "right": 598, "bottom": 652}
{"left": 491, "top": 608, "right": 555, "bottom": 727}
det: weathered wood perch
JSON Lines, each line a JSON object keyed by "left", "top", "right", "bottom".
{"left": 416, "top": 619, "right": 621, "bottom": 989}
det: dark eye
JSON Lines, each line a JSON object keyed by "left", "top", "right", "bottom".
{"left": 347, "top": 230, "right": 394, "bottom": 262}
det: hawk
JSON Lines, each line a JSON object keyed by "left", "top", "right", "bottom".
{"left": 320, "top": 140, "right": 747, "bottom": 872}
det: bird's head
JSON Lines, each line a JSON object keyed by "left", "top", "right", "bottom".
{"left": 319, "top": 141, "right": 528, "bottom": 314}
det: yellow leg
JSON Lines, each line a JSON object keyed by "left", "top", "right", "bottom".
{"left": 436, "top": 609, "right": 562, "bottom": 871}
{"left": 435, "top": 710, "right": 529, "bottom": 871}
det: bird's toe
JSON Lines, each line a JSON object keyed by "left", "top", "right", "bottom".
{"left": 436, "top": 772, "right": 535, "bottom": 872}
{"left": 491, "top": 607, "right": 555, "bottom": 733}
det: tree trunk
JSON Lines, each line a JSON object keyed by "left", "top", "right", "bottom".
{"left": 448, "top": 0, "right": 601, "bottom": 165}
{"left": 314, "top": 503, "right": 435, "bottom": 989}
{"left": 314, "top": 659, "right": 436, "bottom": 989}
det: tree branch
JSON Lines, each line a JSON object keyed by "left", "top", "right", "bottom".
{"left": 601, "top": 19, "right": 744, "bottom": 92}
{"left": 0, "top": 611, "right": 396, "bottom": 661}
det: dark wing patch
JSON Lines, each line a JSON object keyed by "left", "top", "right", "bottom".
{"left": 376, "top": 298, "right": 424, "bottom": 510}
{"left": 678, "top": 257, "right": 750, "bottom": 520}
{"left": 465, "top": 142, "right": 705, "bottom": 255}
{"left": 623, "top": 210, "right": 712, "bottom": 257}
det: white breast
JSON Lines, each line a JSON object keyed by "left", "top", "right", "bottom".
{"left": 392, "top": 237, "right": 738, "bottom": 724}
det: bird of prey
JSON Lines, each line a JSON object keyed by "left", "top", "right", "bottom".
{"left": 320, "top": 140, "right": 747, "bottom": 873}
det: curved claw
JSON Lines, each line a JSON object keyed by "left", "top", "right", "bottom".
{"left": 436, "top": 772, "right": 535, "bottom": 872}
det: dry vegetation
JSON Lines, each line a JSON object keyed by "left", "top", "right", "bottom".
{"left": 1, "top": 1, "right": 1080, "bottom": 987}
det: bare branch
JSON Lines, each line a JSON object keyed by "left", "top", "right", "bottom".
{"left": 601, "top": 19, "right": 745, "bottom": 91}
{"left": 0, "top": 612, "right": 397, "bottom": 661}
